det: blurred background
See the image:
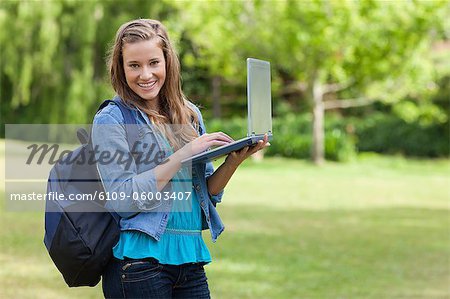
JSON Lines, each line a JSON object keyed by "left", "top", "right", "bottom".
{"left": 0, "top": 1, "right": 449, "bottom": 298}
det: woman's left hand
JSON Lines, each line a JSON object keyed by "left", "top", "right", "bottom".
{"left": 225, "top": 134, "right": 270, "bottom": 168}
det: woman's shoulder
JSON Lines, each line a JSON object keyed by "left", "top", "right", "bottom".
{"left": 185, "top": 100, "right": 200, "bottom": 113}
{"left": 184, "top": 100, "right": 207, "bottom": 135}
{"left": 185, "top": 100, "right": 204, "bottom": 121}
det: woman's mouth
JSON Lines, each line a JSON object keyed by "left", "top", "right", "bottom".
{"left": 138, "top": 81, "right": 157, "bottom": 89}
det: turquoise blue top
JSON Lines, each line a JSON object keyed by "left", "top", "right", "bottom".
{"left": 112, "top": 189, "right": 212, "bottom": 264}
{"left": 112, "top": 139, "right": 211, "bottom": 265}
{"left": 93, "top": 101, "right": 226, "bottom": 243}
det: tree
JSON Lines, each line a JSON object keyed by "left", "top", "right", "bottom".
{"left": 0, "top": 0, "right": 174, "bottom": 128}
{"left": 175, "top": 0, "right": 448, "bottom": 164}
{"left": 171, "top": 0, "right": 251, "bottom": 119}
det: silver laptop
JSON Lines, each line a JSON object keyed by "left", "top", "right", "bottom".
{"left": 182, "top": 58, "right": 272, "bottom": 165}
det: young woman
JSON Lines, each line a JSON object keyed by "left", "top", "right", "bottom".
{"left": 93, "top": 19, "right": 268, "bottom": 298}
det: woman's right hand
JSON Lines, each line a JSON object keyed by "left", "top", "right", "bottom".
{"left": 179, "top": 132, "right": 234, "bottom": 160}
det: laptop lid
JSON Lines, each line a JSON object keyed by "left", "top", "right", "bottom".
{"left": 247, "top": 58, "right": 272, "bottom": 137}
{"left": 181, "top": 58, "right": 272, "bottom": 165}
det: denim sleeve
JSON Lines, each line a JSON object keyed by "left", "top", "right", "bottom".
{"left": 92, "top": 106, "right": 162, "bottom": 218}
{"left": 191, "top": 103, "right": 224, "bottom": 204}
{"left": 205, "top": 161, "right": 224, "bottom": 204}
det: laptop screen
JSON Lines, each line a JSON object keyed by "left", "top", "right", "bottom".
{"left": 247, "top": 58, "right": 272, "bottom": 136}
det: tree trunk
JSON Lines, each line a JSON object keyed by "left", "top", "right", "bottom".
{"left": 312, "top": 78, "right": 325, "bottom": 165}
{"left": 211, "top": 76, "right": 221, "bottom": 118}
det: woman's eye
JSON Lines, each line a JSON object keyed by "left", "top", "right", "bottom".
{"left": 129, "top": 64, "right": 139, "bottom": 68}
{"left": 150, "top": 60, "right": 159, "bottom": 66}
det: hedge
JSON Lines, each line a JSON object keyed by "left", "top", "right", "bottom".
{"left": 205, "top": 112, "right": 449, "bottom": 161}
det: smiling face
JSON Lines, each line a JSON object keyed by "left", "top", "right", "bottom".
{"left": 122, "top": 38, "right": 166, "bottom": 110}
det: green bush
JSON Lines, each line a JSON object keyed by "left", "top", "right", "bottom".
{"left": 206, "top": 113, "right": 357, "bottom": 161}
{"left": 325, "top": 128, "right": 357, "bottom": 162}
{"left": 352, "top": 113, "right": 449, "bottom": 157}
{"left": 206, "top": 110, "right": 449, "bottom": 160}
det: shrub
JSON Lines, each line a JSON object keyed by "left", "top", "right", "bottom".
{"left": 353, "top": 113, "right": 449, "bottom": 157}
{"left": 206, "top": 110, "right": 449, "bottom": 160}
{"left": 206, "top": 113, "right": 357, "bottom": 161}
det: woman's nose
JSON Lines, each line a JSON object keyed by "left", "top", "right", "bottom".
{"left": 140, "top": 66, "right": 152, "bottom": 80}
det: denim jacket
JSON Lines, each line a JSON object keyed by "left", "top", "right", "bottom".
{"left": 91, "top": 97, "right": 225, "bottom": 242}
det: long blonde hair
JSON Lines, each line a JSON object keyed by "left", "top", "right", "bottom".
{"left": 107, "top": 19, "right": 199, "bottom": 150}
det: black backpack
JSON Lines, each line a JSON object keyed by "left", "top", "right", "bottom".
{"left": 44, "top": 98, "right": 138, "bottom": 287}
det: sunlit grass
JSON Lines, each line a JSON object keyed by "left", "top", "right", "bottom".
{"left": 216, "top": 154, "right": 450, "bottom": 210}
{"left": 205, "top": 206, "right": 449, "bottom": 298}
{"left": 0, "top": 139, "right": 449, "bottom": 298}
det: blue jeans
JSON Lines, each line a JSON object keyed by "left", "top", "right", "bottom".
{"left": 102, "top": 258, "right": 211, "bottom": 299}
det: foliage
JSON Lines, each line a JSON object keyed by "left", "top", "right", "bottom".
{"left": 0, "top": 0, "right": 173, "bottom": 126}
{"left": 207, "top": 108, "right": 449, "bottom": 159}
{"left": 176, "top": 0, "right": 449, "bottom": 162}
{"left": 1, "top": 0, "right": 449, "bottom": 159}
{"left": 207, "top": 113, "right": 357, "bottom": 161}
{"left": 178, "top": 0, "right": 449, "bottom": 102}
{"left": 352, "top": 112, "right": 449, "bottom": 157}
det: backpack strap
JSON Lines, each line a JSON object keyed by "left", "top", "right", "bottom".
{"left": 96, "top": 96, "right": 139, "bottom": 150}
{"left": 112, "top": 97, "right": 140, "bottom": 150}
{"left": 95, "top": 97, "right": 140, "bottom": 223}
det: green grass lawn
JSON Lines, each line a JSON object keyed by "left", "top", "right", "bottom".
{"left": 1, "top": 143, "right": 449, "bottom": 298}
